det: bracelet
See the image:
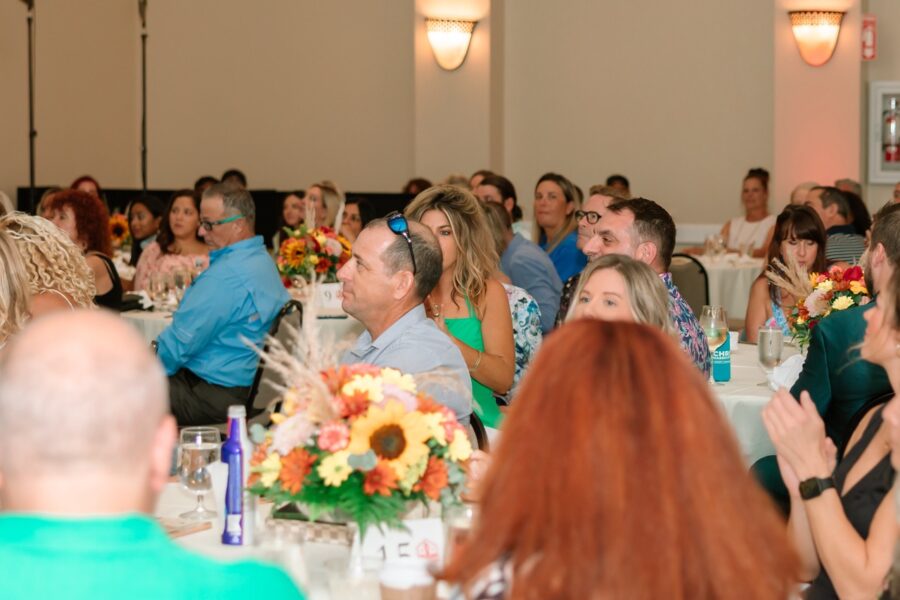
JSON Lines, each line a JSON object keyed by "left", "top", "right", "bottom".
{"left": 470, "top": 350, "right": 483, "bottom": 372}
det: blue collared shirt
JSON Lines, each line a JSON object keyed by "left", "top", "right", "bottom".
{"left": 539, "top": 230, "right": 587, "bottom": 283}
{"left": 340, "top": 304, "right": 473, "bottom": 420}
{"left": 157, "top": 236, "right": 289, "bottom": 387}
{"left": 501, "top": 234, "right": 562, "bottom": 333}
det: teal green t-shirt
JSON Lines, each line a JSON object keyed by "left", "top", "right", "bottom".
{"left": 0, "top": 514, "right": 304, "bottom": 600}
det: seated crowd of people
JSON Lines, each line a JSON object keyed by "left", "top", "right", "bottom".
{"left": 0, "top": 165, "right": 899, "bottom": 599}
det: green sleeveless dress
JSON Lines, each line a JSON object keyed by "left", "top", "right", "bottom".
{"left": 444, "top": 296, "right": 503, "bottom": 428}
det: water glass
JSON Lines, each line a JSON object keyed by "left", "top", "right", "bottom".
{"left": 178, "top": 427, "right": 220, "bottom": 520}
{"left": 757, "top": 326, "right": 784, "bottom": 384}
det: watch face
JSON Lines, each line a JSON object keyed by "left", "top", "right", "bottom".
{"left": 799, "top": 477, "right": 834, "bottom": 500}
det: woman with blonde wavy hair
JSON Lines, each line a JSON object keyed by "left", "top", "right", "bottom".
{"left": 566, "top": 254, "right": 675, "bottom": 335}
{"left": 0, "top": 213, "right": 95, "bottom": 320}
{"left": 405, "top": 185, "right": 515, "bottom": 429}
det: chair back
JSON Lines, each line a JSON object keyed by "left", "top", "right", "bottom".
{"left": 468, "top": 412, "right": 490, "bottom": 452}
{"left": 246, "top": 299, "right": 303, "bottom": 418}
{"left": 669, "top": 253, "right": 709, "bottom": 316}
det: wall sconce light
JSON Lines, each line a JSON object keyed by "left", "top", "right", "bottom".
{"left": 425, "top": 18, "right": 477, "bottom": 71}
{"left": 789, "top": 10, "right": 845, "bottom": 67}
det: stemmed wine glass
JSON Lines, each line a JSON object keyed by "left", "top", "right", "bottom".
{"left": 700, "top": 305, "right": 728, "bottom": 384}
{"left": 757, "top": 326, "right": 784, "bottom": 387}
{"left": 178, "top": 427, "right": 220, "bottom": 520}
{"left": 172, "top": 268, "right": 191, "bottom": 304}
{"left": 149, "top": 272, "right": 172, "bottom": 311}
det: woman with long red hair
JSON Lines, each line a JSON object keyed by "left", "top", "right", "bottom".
{"left": 442, "top": 319, "right": 799, "bottom": 599}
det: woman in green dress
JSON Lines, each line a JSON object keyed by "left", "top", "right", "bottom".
{"left": 406, "top": 185, "right": 515, "bottom": 429}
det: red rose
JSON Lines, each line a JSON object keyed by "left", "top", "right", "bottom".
{"left": 843, "top": 265, "right": 863, "bottom": 282}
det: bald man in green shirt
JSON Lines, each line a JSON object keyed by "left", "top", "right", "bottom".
{"left": 0, "top": 311, "right": 304, "bottom": 600}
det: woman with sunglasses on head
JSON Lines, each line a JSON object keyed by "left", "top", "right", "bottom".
{"left": 133, "top": 190, "right": 210, "bottom": 292}
{"left": 406, "top": 185, "right": 515, "bottom": 430}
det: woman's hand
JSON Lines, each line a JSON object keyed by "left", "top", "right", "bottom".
{"left": 762, "top": 388, "right": 832, "bottom": 482}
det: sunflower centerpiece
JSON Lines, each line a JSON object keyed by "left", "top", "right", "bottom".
{"left": 276, "top": 225, "right": 351, "bottom": 287}
{"left": 248, "top": 363, "right": 473, "bottom": 536}
{"left": 109, "top": 213, "right": 131, "bottom": 250}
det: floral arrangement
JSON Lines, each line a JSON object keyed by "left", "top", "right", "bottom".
{"left": 109, "top": 213, "right": 131, "bottom": 248}
{"left": 248, "top": 364, "right": 473, "bottom": 535}
{"left": 276, "top": 225, "right": 351, "bottom": 286}
{"left": 768, "top": 262, "right": 870, "bottom": 350}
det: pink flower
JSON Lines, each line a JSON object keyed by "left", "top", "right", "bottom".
{"left": 377, "top": 385, "right": 418, "bottom": 412}
{"left": 272, "top": 413, "right": 316, "bottom": 455}
{"left": 317, "top": 421, "right": 350, "bottom": 452}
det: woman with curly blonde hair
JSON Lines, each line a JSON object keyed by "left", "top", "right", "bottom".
{"left": 405, "top": 185, "right": 515, "bottom": 429}
{"left": 0, "top": 213, "right": 95, "bottom": 320}
{"left": 0, "top": 234, "right": 31, "bottom": 344}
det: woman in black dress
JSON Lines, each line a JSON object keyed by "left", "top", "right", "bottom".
{"left": 46, "top": 190, "right": 122, "bottom": 311}
{"left": 764, "top": 268, "right": 900, "bottom": 599}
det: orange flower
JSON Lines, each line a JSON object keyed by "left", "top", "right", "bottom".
{"left": 337, "top": 391, "right": 371, "bottom": 419}
{"left": 363, "top": 461, "right": 399, "bottom": 496}
{"left": 413, "top": 456, "right": 449, "bottom": 500}
{"left": 247, "top": 440, "right": 271, "bottom": 486}
{"left": 279, "top": 448, "right": 316, "bottom": 495}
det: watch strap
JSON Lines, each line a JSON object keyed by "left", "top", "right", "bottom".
{"left": 799, "top": 476, "right": 836, "bottom": 500}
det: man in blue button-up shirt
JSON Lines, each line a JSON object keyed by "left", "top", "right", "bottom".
{"left": 157, "top": 184, "right": 289, "bottom": 425}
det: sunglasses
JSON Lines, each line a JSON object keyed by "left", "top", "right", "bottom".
{"left": 575, "top": 210, "right": 602, "bottom": 225}
{"left": 385, "top": 211, "right": 417, "bottom": 275}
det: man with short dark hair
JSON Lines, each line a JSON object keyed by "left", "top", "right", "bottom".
{"left": 806, "top": 186, "right": 866, "bottom": 264}
{"left": 584, "top": 198, "right": 711, "bottom": 376}
{"left": 338, "top": 216, "right": 472, "bottom": 419}
{"left": 157, "top": 183, "right": 289, "bottom": 425}
{"left": 0, "top": 311, "right": 302, "bottom": 598}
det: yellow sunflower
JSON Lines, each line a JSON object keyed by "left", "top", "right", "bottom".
{"left": 280, "top": 238, "right": 306, "bottom": 269}
{"left": 348, "top": 400, "right": 431, "bottom": 479}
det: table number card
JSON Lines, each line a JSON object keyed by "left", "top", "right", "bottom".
{"left": 353, "top": 518, "right": 444, "bottom": 563}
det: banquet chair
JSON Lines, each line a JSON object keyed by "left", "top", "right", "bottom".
{"left": 669, "top": 253, "right": 709, "bottom": 316}
{"left": 467, "top": 412, "right": 490, "bottom": 452}
{"left": 245, "top": 299, "right": 304, "bottom": 423}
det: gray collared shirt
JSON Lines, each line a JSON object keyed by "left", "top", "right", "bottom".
{"left": 340, "top": 304, "right": 473, "bottom": 420}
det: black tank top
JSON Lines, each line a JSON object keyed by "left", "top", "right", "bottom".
{"left": 88, "top": 252, "right": 123, "bottom": 311}
{"left": 806, "top": 405, "right": 894, "bottom": 599}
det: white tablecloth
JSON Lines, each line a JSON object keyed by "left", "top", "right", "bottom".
{"left": 712, "top": 342, "right": 800, "bottom": 466}
{"left": 156, "top": 483, "right": 342, "bottom": 599}
{"left": 696, "top": 255, "right": 763, "bottom": 321}
{"left": 121, "top": 311, "right": 365, "bottom": 346}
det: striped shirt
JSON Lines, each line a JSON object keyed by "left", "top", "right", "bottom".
{"left": 825, "top": 225, "right": 866, "bottom": 265}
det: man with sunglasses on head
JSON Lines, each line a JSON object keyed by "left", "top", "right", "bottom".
{"left": 337, "top": 213, "right": 473, "bottom": 421}
{"left": 156, "top": 183, "right": 289, "bottom": 426}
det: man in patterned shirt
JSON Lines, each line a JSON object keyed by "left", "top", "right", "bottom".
{"left": 583, "top": 198, "right": 711, "bottom": 377}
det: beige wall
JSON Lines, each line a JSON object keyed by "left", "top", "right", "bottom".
{"left": 863, "top": 0, "right": 900, "bottom": 207}
{"left": 502, "top": 0, "right": 774, "bottom": 225}
{"left": 773, "top": 0, "right": 861, "bottom": 210}
{"left": 0, "top": 1, "right": 415, "bottom": 203}
{"left": 0, "top": 0, "right": 139, "bottom": 206}
{"left": 1, "top": 1, "right": 880, "bottom": 225}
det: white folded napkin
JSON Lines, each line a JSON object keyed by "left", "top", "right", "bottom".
{"left": 133, "top": 290, "right": 154, "bottom": 310}
{"left": 768, "top": 354, "right": 805, "bottom": 391}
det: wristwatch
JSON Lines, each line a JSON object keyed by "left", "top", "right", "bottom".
{"left": 798, "top": 476, "right": 836, "bottom": 500}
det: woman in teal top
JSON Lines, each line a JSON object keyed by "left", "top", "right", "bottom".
{"left": 406, "top": 185, "right": 515, "bottom": 429}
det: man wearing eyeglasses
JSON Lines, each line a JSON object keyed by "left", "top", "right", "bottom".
{"left": 156, "top": 183, "right": 289, "bottom": 426}
{"left": 554, "top": 186, "right": 624, "bottom": 325}
{"left": 338, "top": 215, "right": 473, "bottom": 421}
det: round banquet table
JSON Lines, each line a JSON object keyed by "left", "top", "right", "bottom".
{"left": 696, "top": 254, "right": 763, "bottom": 321}
{"left": 121, "top": 310, "right": 365, "bottom": 347}
{"left": 711, "top": 341, "right": 800, "bottom": 466}
{"left": 155, "top": 483, "right": 342, "bottom": 599}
